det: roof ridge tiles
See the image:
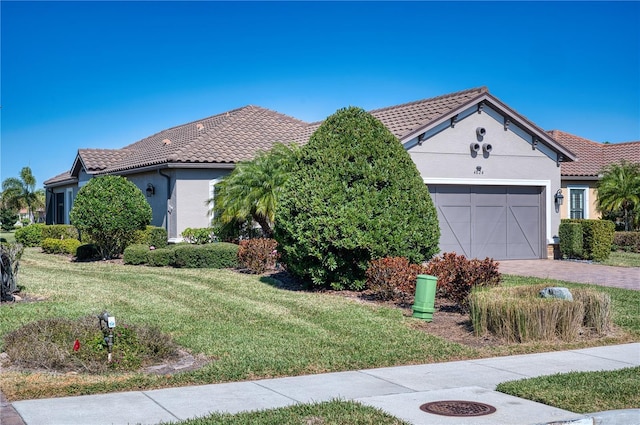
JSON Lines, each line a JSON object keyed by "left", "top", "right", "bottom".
{"left": 368, "top": 86, "right": 487, "bottom": 115}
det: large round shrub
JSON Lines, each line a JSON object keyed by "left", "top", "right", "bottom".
{"left": 70, "top": 176, "right": 152, "bottom": 259}
{"left": 275, "top": 107, "right": 440, "bottom": 290}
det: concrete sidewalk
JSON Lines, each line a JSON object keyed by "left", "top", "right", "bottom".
{"left": 8, "top": 343, "right": 639, "bottom": 425}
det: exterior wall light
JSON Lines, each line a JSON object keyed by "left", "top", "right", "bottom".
{"left": 146, "top": 183, "right": 155, "bottom": 197}
{"left": 554, "top": 189, "right": 564, "bottom": 206}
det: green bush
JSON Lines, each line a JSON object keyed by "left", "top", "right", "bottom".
{"left": 130, "top": 226, "right": 168, "bottom": 248}
{"left": 123, "top": 244, "right": 151, "bottom": 265}
{"left": 148, "top": 226, "right": 168, "bottom": 248}
{"left": 237, "top": 238, "right": 279, "bottom": 273}
{"left": 181, "top": 227, "right": 214, "bottom": 244}
{"left": 613, "top": 232, "right": 640, "bottom": 253}
{"left": 148, "top": 248, "right": 174, "bottom": 267}
{"left": 69, "top": 175, "right": 152, "bottom": 259}
{"left": 172, "top": 243, "right": 239, "bottom": 268}
{"left": 0, "top": 208, "right": 18, "bottom": 231}
{"left": 561, "top": 219, "right": 615, "bottom": 261}
{"left": 424, "top": 252, "right": 501, "bottom": 310}
{"left": 42, "top": 225, "right": 79, "bottom": 240}
{"left": 275, "top": 107, "right": 440, "bottom": 290}
{"left": 41, "top": 238, "right": 82, "bottom": 255}
{"left": 14, "top": 223, "right": 45, "bottom": 247}
{"left": 559, "top": 222, "right": 583, "bottom": 259}
{"left": 75, "top": 244, "right": 101, "bottom": 261}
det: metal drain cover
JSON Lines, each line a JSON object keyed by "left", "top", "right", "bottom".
{"left": 420, "top": 400, "right": 497, "bottom": 417}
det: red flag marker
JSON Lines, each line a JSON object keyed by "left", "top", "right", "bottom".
{"left": 73, "top": 339, "right": 80, "bottom": 352}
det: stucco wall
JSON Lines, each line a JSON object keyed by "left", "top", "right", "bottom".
{"left": 173, "top": 168, "right": 231, "bottom": 240}
{"left": 407, "top": 105, "right": 563, "bottom": 243}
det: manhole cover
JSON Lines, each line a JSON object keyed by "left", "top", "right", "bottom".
{"left": 420, "top": 400, "right": 497, "bottom": 417}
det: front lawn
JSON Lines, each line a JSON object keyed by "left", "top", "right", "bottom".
{"left": 601, "top": 251, "right": 640, "bottom": 267}
{"left": 497, "top": 366, "right": 640, "bottom": 413}
{"left": 1, "top": 249, "right": 638, "bottom": 403}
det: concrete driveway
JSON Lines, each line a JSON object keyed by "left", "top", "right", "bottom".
{"left": 498, "top": 259, "right": 639, "bottom": 290}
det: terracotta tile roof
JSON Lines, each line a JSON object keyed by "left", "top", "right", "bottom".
{"left": 49, "top": 86, "right": 568, "bottom": 183}
{"left": 97, "top": 106, "right": 310, "bottom": 173}
{"left": 77, "top": 149, "right": 134, "bottom": 172}
{"left": 43, "top": 171, "right": 76, "bottom": 186}
{"left": 369, "top": 87, "right": 488, "bottom": 139}
{"left": 549, "top": 130, "right": 640, "bottom": 177}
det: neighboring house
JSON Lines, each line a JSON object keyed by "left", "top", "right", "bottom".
{"left": 550, "top": 130, "right": 640, "bottom": 220}
{"left": 45, "top": 87, "right": 576, "bottom": 260}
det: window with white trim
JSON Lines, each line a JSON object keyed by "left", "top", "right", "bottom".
{"left": 568, "top": 186, "right": 589, "bottom": 219}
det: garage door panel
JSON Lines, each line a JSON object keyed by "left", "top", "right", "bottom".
{"left": 437, "top": 206, "right": 471, "bottom": 257}
{"left": 430, "top": 185, "right": 543, "bottom": 260}
{"left": 508, "top": 206, "right": 541, "bottom": 259}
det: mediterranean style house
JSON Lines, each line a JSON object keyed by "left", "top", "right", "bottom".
{"left": 45, "top": 87, "right": 578, "bottom": 260}
{"left": 549, "top": 130, "right": 640, "bottom": 221}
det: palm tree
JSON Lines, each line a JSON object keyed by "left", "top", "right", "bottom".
{"left": 596, "top": 160, "right": 640, "bottom": 231}
{"left": 210, "top": 143, "right": 300, "bottom": 238}
{"left": 1, "top": 167, "right": 44, "bottom": 224}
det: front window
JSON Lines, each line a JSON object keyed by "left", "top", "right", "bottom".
{"left": 569, "top": 188, "right": 586, "bottom": 219}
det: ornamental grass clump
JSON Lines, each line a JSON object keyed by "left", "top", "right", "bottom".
{"left": 469, "top": 285, "right": 612, "bottom": 343}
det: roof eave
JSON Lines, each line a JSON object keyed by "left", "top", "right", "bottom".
{"left": 400, "top": 92, "right": 577, "bottom": 163}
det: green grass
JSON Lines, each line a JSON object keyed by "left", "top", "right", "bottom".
{"left": 165, "top": 400, "right": 408, "bottom": 425}
{"left": 0, "top": 248, "right": 474, "bottom": 400}
{"left": 1, "top": 249, "right": 638, "bottom": 410}
{"left": 497, "top": 367, "right": 640, "bottom": 413}
{"left": 0, "top": 231, "right": 16, "bottom": 244}
{"left": 601, "top": 251, "right": 640, "bottom": 267}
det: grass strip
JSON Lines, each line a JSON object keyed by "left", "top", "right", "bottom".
{"left": 496, "top": 366, "right": 640, "bottom": 413}
{"left": 164, "top": 400, "right": 408, "bottom": 425}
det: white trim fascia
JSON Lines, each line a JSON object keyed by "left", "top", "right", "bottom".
{"left": 423, "top": 178, "right": 554, "bottom": 244}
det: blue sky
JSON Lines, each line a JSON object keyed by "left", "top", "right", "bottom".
{"left": 2, "top": 1, "right": 639, "bottom": 188}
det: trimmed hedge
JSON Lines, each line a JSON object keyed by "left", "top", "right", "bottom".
{"left": 42, "top": 225, "right": 79, "bottom": 241}
{"left": 131, "top": 226, "right": 168, "bottom": 248}
{"left": 41, "top": 238, "right": 82, "bottom": 255}
{"left": 559, "top": 222, "right": 583, "bottom": 259}
{"left": 560, "top": 219, "right": 615, "bottom": 261}
{"left": 123, "top": 244, "right": 151, "bottom": 265}
{"left": 148, "top": 248, "right": 174, "bottom": 267}
{"left": 172, "top": 243, "right": 238, "bottom": 268}
{"left": 613, "top": 232, "right": 640, "bottom": 253}
{"left": 15, "top": 224, "right": 45, "bottom": 247}
{"left": 123, "top": 243, "right": 239, "bottom": 268}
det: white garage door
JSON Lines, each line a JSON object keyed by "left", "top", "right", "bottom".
{"left": 428, "top": 185, "right": 545, "bottom": 260}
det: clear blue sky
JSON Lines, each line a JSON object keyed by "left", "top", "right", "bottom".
{"left": 2, "top": 1, "right": 639, "bottom": 189}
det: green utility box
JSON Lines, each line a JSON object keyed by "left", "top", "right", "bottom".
{"left": 412, "top": 274, "right": 437, "bottom": 321}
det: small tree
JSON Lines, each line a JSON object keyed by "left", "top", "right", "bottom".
{"left": 0, "top": 208, "right": 19, "bottom": 231}
{"left": 210, "top": 143, "right": 300, "bottom": 238}
{"left": 1, "top": 166, "right": 44, "bottom": 224}
{"left": 70, "top": 176, "right": 152, "bottom": 259}
{"left": 597, "top": 161, "right": 640, "bottom": 231}
{"left": 275, "top": 107, "right": 440, "bottom": 290}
